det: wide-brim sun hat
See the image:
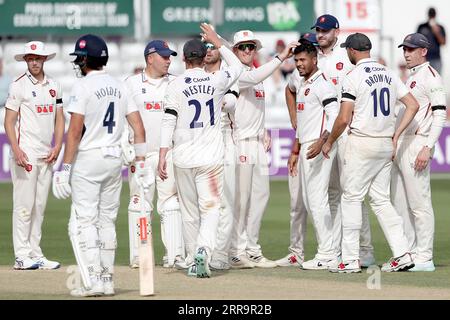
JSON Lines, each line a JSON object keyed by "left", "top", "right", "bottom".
{"left": 14, "top": 41, "right": 56, "bottom": 62}
{"left": 232, "top": 30, "right": 262, "bottom": 51}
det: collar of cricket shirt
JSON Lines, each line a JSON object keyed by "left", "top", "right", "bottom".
{"left": 306, "top": 69, "right": 324, "bottom": 84}
{"left": 85, "top": 69, "right": 106, "bottom": 78}
{"left": 26, "top": 70, "right": 49, "bottom": 86}
{"left": 410, "top": 61, "right": 430, "bottom": 75}
{"left": 356, "top": 58, "right": 376, "bottom": 66}
{"left": 141, "top": 71, "right": 168, "bottom": 87}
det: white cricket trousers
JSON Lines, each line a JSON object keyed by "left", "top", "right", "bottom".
{"left": 230, "top": 137, "right": 270, "bottom": 258}
{"left": 174, "top": 164, "right": 223, "bottom": 261}
{"left": 300, "top": 140, "right": 337, "bottom": 260}
{"left": 70, "top": 148, "right": 122, "bottom": 276}
{"left": 213, "top": 133, "right": 235, "bottom": 263}
{"left": 328, "top": 135, "right": 374, "bottom": 256}
{"left": 10, "top": 158, "right": 52, "bottom": 259}
{"left": 341, "top": 135, "right": 409, "bottom": 262}
{"left": 391, "top": 135, "right": 434, "bottom": 263}
{"left": 287, "top": 160, "right": 307, "bottom": 260}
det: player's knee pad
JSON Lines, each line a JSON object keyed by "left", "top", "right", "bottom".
{"left": 68, "top": 205, "right": 101, "bottom": 289}
{"left": 99, "top": 227, "right": 117, "bottom": 250}
{"left": 160, "top": 197, "right": 185, "bottom": 264}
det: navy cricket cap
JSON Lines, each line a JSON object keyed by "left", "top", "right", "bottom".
{"left": 300, "top": 32, "right": 318, "bottom": 45}
{"left": 70, "top": 34, "right": 108, "bottom": 58}
{"left": 183, "top": 39, "right": 207, "bottom": 60}
{"left": 144, "top": 40, "right": 177, "bottom": 57}
{"left": 398, "top": 33, "right": 431, "bottom": 49}
{"left": 311, "top": 14, "right": 339, "bottom": 30}
{"left": 340, "top": 33, "right": 372, "bottom": 51}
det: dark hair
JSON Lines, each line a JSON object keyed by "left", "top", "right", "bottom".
{"left": 186, "top": 56, "right": 204, "bottom": 67}
{"left": 428, "top": 7, "right": 436, "bottom": 18}
{"left": 86, "top": 56, "right": 108, "bottom": 69}
{"left": 293, "top": 39, "right": 317, "bottom": 57}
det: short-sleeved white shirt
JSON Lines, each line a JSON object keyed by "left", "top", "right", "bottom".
{"left": 341, "top": 58, "right": 409, "bottom": 137}
{"left": 5, "top": 71, "right": 63, "bottom": 159}
{"left": 288, "top": 69, "right": 338, "bottom": 144}
{"left": 396, "top": 62, "right": 446, "bottom": 136}
{"left": 163, "top": 64, "right": 241, "bottom": 168}
{"left": 66, "top": 70, "right": 137, "bottom": 151}
{"left": 124, "top": 71, "right": 174, "bottom": 153}
{"left": 317, "top": 38, "right": 354, "bottom": 95}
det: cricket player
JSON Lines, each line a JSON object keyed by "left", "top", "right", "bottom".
{"left": 286, "top": 40, "right": 339, "bottom": 269}
{"left": 276, "top": 33, "right": 316, "bottom": 267}
{"left": 52, "top": 34, "right": 149, "bottom": 296}
{"left": 229, "top": 30, "right": 299, "bottom": 269}
{"left": 122, "top": 40, "right": 184, "bottom": 269}
{"left": 204, "top": 41, "right": 239, "bottom": 271}
{"left": 158, "top": 23, "right": 243, "bottom": 278}
{"left": 322, "top": 33, "right": 419, "bottom": 273}
{"left": 312, "top": 14, "right": 375, "bottom": 266}
{"left": 391, "top": 33, "right": 447, "bottom": 272}
{"left": 4, "top": 41, "right": 64, "bottom": 270}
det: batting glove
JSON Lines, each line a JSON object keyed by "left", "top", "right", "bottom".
{"left": 52, "top": 163, "right": 72, "bottom": 199}
{"left": 134, "top": 160, "right": 155, "bottom": 192}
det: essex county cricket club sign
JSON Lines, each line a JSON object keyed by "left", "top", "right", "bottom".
{"left": 0, "top": 0, "right": 134, "bottom": 36}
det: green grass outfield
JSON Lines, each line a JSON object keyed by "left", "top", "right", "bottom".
{"left": 0, "top": 178, "right": 449, "bottom": 289}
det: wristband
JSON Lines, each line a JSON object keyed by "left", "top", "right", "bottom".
{"left": 62, "top": 163, "right": 72, "bottom": 173}
{"left": 134, "top": 143, "right": 146, "bottom": 157}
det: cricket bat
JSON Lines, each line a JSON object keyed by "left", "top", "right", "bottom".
{"left": 138, "top": 186, "right": 154, "bottom": 296}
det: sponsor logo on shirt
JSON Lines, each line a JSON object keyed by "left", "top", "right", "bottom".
{"left": 365, "top": 67, "right": 371, "bottom": 73}
{"left": 49, "top": 89, "right": 56, "bottom": 97}
{"left": 144, "top": 101, "right": 163, "bottom": 111}
{"left": 410, "top": 81, "right": 416, "bottom": 89}
{"left": 304, "top": 88, "right": 310, "bottom": 96}
{"left": 336, "top": 62, "right": 343, "bottom": 70}
{"left": 36, "top": 104, "right": 54, "bottom": 114}
{"left": 254, "top": 90, "right": 265, "bottom": 99}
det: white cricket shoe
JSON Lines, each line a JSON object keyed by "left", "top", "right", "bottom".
{"left": 329, "top": 260, "right": 361, "bottom": 273}
{"left": 70, "top": 279, "right": 104, "bottom": 297}
{"left": 275, "top": 253, "right": 303, "bottom": 267}
{"left": 230, "top": 255, "right": 255, "bottom": 269}
{"left": 101, "top": 274, "right": 115, "bottom": 296}
{"left": 408, "top": 260, "right": 435, "bottom": 272}
{"left": 301, "top": 258, "right": 335, "bottom": 270}
{"left": 14, "top": 257, "right": 39, "bottom": 270}
{"left": 209, "top": 259, "right": 230, "bottom": 271}
{"left": 130, "top": 256, "right": 139, "bottom": 269}
{"left": 381, "top": 253, "right": 414, "bottom": 272}
{"left": 195, "top": 247, "right": 211, "bottom": 278}
{"left": 33, "top": 257, "right": 60, "bottom": 270}
{"left": 360, "top": 251, "right": 376, "bottom": 268}
{"left": 248, "top": 255, "right": 278, "bottom": 268}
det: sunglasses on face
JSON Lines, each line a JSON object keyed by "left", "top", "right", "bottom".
{"left": 237, "top": 43, "right": 256, "bottom": 51}
{"left": 205, "top": 43, "right": 216, "bottom": 50}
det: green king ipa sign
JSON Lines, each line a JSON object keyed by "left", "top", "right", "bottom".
{"left": 0, "top": 0, "right": 134, "bottom": 35}
{"left": 150, "top": 0, "right": 314, "bottom": 35}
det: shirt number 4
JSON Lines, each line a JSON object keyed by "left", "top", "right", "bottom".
{"left": 103, "top": 102, "right": 116, "bottom": 134}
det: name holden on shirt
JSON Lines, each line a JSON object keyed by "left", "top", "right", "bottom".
{"left": 36, "top": 104, "right": 54, "bottom": 114}
{"left": 94, "top": 86, "right": 122, "bottom": 100}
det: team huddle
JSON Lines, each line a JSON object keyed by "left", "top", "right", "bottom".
{"left": 4, "top": 13, "right": 446, "bottom": 297}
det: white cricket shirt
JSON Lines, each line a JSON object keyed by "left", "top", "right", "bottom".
{"left": 5, "top": 71, "right": 63, "bottom": 159}
{"left": 288, "top": 69, "right": 339, "bottom": 144}
{"left": 234, "top": 58, "right": 282, "bottom": 140}
{"left": 66, "top": 70, "right": 137, "bottom": 151}
{"left": 341, "top": 58, "right": 409, "bottom": 138}
{"left": 124, "top": 72, "right": 175, "bottom": 153}
{"left": 162, "top": 50, "right": 242, "bottom": 168}
{"left": 396, "top": 62, "right": 446, "bottom": 136}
